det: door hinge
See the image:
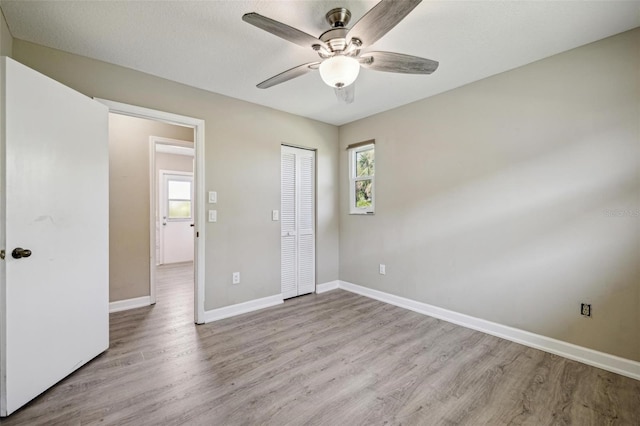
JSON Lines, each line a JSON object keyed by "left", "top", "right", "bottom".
{"left": 0, "top": 249, "right": 4, "bottom": 260}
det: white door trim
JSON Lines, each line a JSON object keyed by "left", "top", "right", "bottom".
{"left": 158, "top": 169, "right": 194, "bottom": 268}
{"left": 153, "top": 136, "right": 195, "bottom": 156}
{"left": 150, "top": 135, "right": 194, "bottom": 304}
{"left": 94, "top": 98, "right": 206, "bottom": 324}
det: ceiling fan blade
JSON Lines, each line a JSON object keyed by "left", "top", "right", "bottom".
{"left": 334, "top": 83, "right": 355, "bottom": 104}
{"left": 242, "top": 12, "right": 328, "bottom": 50}
{"left": 346, "top": 0, "right": 422, "bottom": 48}
{"left": 257, "top": 62, "right": 320, "bottom": 89}
{"left": 360, "top": 51, "right": 438, "bottom": 74}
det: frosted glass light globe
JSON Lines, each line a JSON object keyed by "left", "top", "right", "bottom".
{"left": 319, "top": 56, "right": 360, "bottom": 88}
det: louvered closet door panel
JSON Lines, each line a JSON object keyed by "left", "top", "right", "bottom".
{"left": 299, "top": 154, "right": 314, "bottom": 231}
{"left": 281, "top": 236, "right": 297, "bottom": 299}
{"left": 297, "top": 234, "right": 315, "bottom": 295}
{"left": 281, "top": 152, "right": 296, "bottom": 236}
{"left": 297, "top": 152, "right": 315, "bottom": 295}
{"left": 281, "top": 150, "right": 297, "bottom": 299}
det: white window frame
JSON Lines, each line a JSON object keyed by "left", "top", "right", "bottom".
{"left": 163, "top": 172, "right": 194, "bottom": 222}
{"left": 349, "top": 143, "right": 375, "bottom": 215}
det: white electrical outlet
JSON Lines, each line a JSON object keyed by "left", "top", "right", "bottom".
{"left": 208, "top": 191, "right": 217, "bottom": 203}
{"left": 232, "top": 272, "right": 240, "bottom": 284}
{"left": 272, "top": 210, "right": 279, "bottom": 221}
{"left": 379, "top": 264, "right": 386, "bottom": 275}
{"left": 208, "top": 210, "right": 217, "bottom": 222}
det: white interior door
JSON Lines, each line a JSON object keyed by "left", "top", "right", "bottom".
{"left": 160, "top": 171, "right": 194, "bottom": 264}
{"left": 0, "top": 57, "right": 109, "bottom": 416}
{"left": 281, "top": 146, "right": 315, "bottom": 299}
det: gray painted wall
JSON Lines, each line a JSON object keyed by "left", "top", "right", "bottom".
{"left": 12, "top": 40, "right": 340, "bottom": 311}
{"left": 339, "top": 29, "right": 640, "bottom": 362}
{"left": 156, "top": 152, "right": 193, "bottom": 176}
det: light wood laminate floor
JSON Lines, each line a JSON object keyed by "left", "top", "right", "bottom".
{"left": 1, "top": 262, "right": 639, "bottom": 425}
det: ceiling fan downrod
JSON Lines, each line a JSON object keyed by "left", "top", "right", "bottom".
{"left": 325, "top": 7, "right": 351, "bottom": 28}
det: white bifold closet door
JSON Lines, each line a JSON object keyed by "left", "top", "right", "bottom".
{"left": 281, "top": 146, "right": 315, "bottom": 299}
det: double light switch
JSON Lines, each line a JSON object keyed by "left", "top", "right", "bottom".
{"left": 208, "top": 191, "right": 217, "bottom": 222}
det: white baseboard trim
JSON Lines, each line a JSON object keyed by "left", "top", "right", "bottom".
{"left": 109, "top": 296, "right": 152, "bottom": 313}
{"left": 316, "top": 280, "right": 340, "bottom": 294}
{"left": 329, "top": 280, "right": 640, "bottom": 381}
{"left": 203, "top": 294, "right": 283, "bottom": 323}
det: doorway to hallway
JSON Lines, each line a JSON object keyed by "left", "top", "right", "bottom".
{"left": 98, "top": 99, "right": 205, "bottom": 324}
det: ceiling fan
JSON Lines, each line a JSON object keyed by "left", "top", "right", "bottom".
{"left": 242, "top": 0, "right": 439, "bottom": 104}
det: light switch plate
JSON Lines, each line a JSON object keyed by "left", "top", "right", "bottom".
{"left": 272, "top": 210, "right": 279, "bottom": 221}
{"left": 208, "top": 191, "right": 217, "bottom": 203}
{"left": 208, "top": 210, "right": 217, "bottom": 222}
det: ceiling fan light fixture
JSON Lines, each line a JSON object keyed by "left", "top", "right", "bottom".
{"left": 319, "top": 56, "right": 360, "bottom": 88}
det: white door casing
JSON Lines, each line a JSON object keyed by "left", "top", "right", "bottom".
{"left": 97, "top": 99, "right": 206, "bottom": 324}
{"left": 281, "top": 146, "right": 315, "bottom": 299}
{"left": 160, "top": 171, "right": 194, "bottom": 264}
{"left": 150, "top": 137, "right": 195, "bottom": 267}
{"left": 0, "top": 57, "right": 109, "bottom": 416}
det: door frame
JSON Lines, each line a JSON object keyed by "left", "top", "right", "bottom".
{"left": 281, "top": 144, "right": 317, "bottom": 299}
{"left": 157, "top": 169, "right": 194, "bottom": 268}
{"left": 95, "top": 98, "right": 206, "bottom": 324}
{"left": 150, "top": 135, "right": 194, "bottom": 303}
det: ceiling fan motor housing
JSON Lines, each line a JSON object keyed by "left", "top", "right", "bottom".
{"left": 317, "top": 8, "right": 363, "bottom": 58}
{"left": 319, "top": 28, "right": 349, "bottom": 53}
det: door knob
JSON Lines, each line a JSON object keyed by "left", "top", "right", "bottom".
{"left": 11, "top": 248, "right": 32, "bottom": 259}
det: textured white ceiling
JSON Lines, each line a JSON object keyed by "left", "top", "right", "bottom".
{"left": 2, "top": 1, "right": 639, "bottom": 125}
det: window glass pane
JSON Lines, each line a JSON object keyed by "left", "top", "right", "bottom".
{"left": 168, "top": 200, "right": 191, "bottom": 219}
{"left": 355, "top": 179, "right": 373, "bottom": 208}
{"left": 168, "top": 180, "right": 191, "bottom": 200}
{"left": 356, "top": 148, "right": 374, "bottom": 177}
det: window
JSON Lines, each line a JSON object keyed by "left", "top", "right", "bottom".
{"left": 349, "top": 142, "right": 375, "bottom": 214}
{"left": 167, "top": 179, "right": 192, "bottom": 220}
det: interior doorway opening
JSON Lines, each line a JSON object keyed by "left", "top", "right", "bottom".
{"left": 97, "top": 99, "right": 205, "bottom": 324}
{"left": 151, "top": 137, "right": 195, "bottom": 307}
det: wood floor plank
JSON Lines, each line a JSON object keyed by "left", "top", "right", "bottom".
{"left": 1, "top": 262, "right": 638, "bottom": 425}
